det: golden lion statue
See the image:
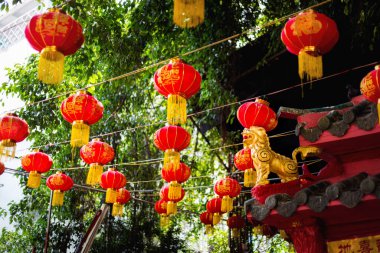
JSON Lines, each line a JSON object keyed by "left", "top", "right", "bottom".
{"left": 242, "top": 126, "right": 320, "bottom": 185}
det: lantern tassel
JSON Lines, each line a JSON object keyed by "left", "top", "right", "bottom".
{"left": 232, "top": 228, "right": 239, "bottom": 238}
{"left": 244, "top": 168, "right": 257, "bottom": 188}
{"left": 160, "top": 215, "right": 170, "bottom": 227}
{"left": 168, "top": 181, "right": 182, "bottom": 199}
{"left": 167, "top": 94, "right": 187, "bottom": 125}
{"left": 27, "top": 171, "right": 41, "bottom": 188}
{"left": 86, "top": 163, "right": 103, "bottom": 186}
{"left": 164, "top": 149, "right": 180, "bottom": 170}
{"left": 298, "top": 46, "right": 322, "bottom": 82}
{"left": 205, "top": 224, "right": 214, "bottom": 235}
{"left": 112, "top": 203, "right": 123, "bottom": 217}
{"left": 105, "top": 188, "right": 118, "bottom": 203}
{"left": 212, "top": 213, "right": 220, "bottom": 225}
{"left": 71, "top": 120, "right": 90, "bottom": 147}
{"left": 167, "top": 201, "right": 177, "bottom": 215}
{"left": 52, "top": 190, "right": 64, "bottom": 206}
{"left": 221, "top": 196, "right": 233, "bottom": 213}
{"left": 38, "top": 46, "right": 65, "bottom": 85}
{"left": 0, "top": 139, "right": 16, "bottom": 160}
{"left": 173, "top": 0, "right": 205, "bottom": 28}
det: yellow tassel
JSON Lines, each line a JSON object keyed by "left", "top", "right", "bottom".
{"left": 86, "top": 164, "right": 103, "bottom": 186}
{"left": 164, "top": 149, "right": 180, "bottom": 170}
{"left": 167, "top": 201, "right": 177, "bottom": 215}
{"left": 105, "top": 188, "right": 118, "bottom": 203}
{"left": 298, "top": 46, "right": 323, "bottom": 81}
{"left": 160, "top": 215, "right": 170, "bottom": 227}
{"left": 205, "top": 224, "right": 214, "bottom": 235}
{"left": 168, "top": 181, "right": 182, "bottom": 200}
{"left": 232, "top": 228, "right": 239, "bottom": 238}
{"left": 0, "top": 139, "right": 16, "bottom": 161}
{"left": 112, "top": 203, "right": 124, "bottom": 217}
{"left": 173, "top": 0, "right": 205, "bottom": 28}
{"left": 70, "top": 120, "right": 90, "bottom": 147}
{"left": 221, "top": 196, "right": 233, "bottom": 213}
{"left": 52, "top": 190, "right": 64, "bottom": 206}
{"left": 167, "top": 94, "right": 187, "bottom": 125}
{"left": 244, "top": 169, "right": 257, "bottom": 188}
{"left": 38, "top": 46, "right": 65, "bottom": 85}
{"left": 27, "top": 171, "right": 41, "bottom": 188}
{"left": 212, "top": 213, "right": 220, "bottom": 225}
{"left": 253, "top": 225, "right": 263, "bottom": 235}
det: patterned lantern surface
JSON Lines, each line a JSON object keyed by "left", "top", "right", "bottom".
{"left": 206, "top": 197, "right": 225, "bottom": 225}
{"left": 154, "top": 58, "right": 201, "bottom": 125}
{"left": 234, "top": 148, "right": 256, "bottom": 187}
{"left": 61, "top": 91, "right": 104, "bottom": 147}
{"left": 46, "top": 172, "right": 73, "bottom": 206}
{"left": 21, "top": 150, "right": 53, "bottom": 188}
{"left": 173, "top": 0, "right": 204, "bottom": 28}
{"left": 237, "top": 99, "right": 277, "bottom": 131}
{"left": 80, "top": 138, "right": 114, "bottom": 186}
{"left": 100, "top": 168, "right": 126, "bottom": 204}
{"left": 154, "top": 125, "right": 191, "bottom": 170}
{"left": 155, "top": 199, "right": 170, "bottom": 227}
{"left": 25, "top": 8, "right": 84, "bottom": 84}
{"left": 160, "top": 184, "right": 185, "bottom": 215}
{"left": 0, "top": 113, "right": 29, "bottom": 160}
{"left": 0, "top": 162, "right": 4, "bottom": 175}
{"left": 200, "top": 211, "right": 214, "bottom": 235}
{"left": 360, "top": 65, "right": 380, "bottom": 123}
{"left": 214, "top": 178, "right": 241, "bottom": 213}
{"left": 112, "top": 188, "right": 131, "bottom": 217}
{"left": 227, "top": 214, "right": 245, "bottom": 238}
{"left": 281, "top": 9, "right": 339, "bottom": 81}
{"left": 161, "top": 162, "right": 191, "bottom": 200}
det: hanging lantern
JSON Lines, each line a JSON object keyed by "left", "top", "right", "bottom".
{"left": 154, "top": 125, "right": 191, "bottom": 171}
{"left": 161, "top": 162, "right": 191, "bottom": 200}
{"left": 281, "top": 9, "right": 339, "bottom": 81}
{"left": 160, "top": 184, "right": 185, "bottom": 215}
{"left": 200, "top": 211, "right": 214, "bottom": 235}
{"left": 80, "top": 138, "right": 114, "bottom": 186}
{"left": 112, "top": 188, "right": 131, "bottom": 217}
{"left": 21, "top": 150, "right": 53, "bottom": 188}
{"left": 0, "top": 113, "right": 29, "bottom": 160}
{"left": 25, "top": 8, "right": 84, "bottom": 84}
{"left": 227, "top": 214, "right": 245, "bottom": 238}
{"left": 214, "top": 178, "right": 241, "bottom": 213}
{"left": 154, "top": 58, "right": 201, "bottom": 125}
{"left": 0, "top": 162, "right": 4, "bottom": 176}
{"left": 155, "top": 199, "right": 170, "bottom": 227}
{"left": 237, "top": 98, "right": 278, "bottom": 132}
{"left": 100, "top": 168, "right": 126, "bottom": 204}
{"left": 46, "top": 171, "right": 73, "bottom": 206}
{"left": 60, "top": 91, "right": 104, "bottom": 147}
{"left": 360, "top": 65, "right": 380, "bottom": 123}
{"left": 234, "top": 148, "right": 256, "bottom": 187}
{"left": 206, "top": 197, "right": 225, "bottom": 225}
{"left": 173, "top": 0, "right": 204, "bottom": 28}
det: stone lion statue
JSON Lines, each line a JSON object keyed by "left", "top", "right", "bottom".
{"left": 242, "top": 126, "right": 320, "bottom": 185}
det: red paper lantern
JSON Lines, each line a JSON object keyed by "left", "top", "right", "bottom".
{"left": 80, "top": 138, "right": 115, "bottom": 186}
{"left": 0, "top": 113, "right": 29, "bottom": 160}
{"left": 227, "top": 214, "right": 245, "bottom": 238}
{"left": 154, "top": 58, "right": 201, "bottom": 125}
{"left": 161, "top": 162, "right": 191, "bottom": 200}
{"left": 237, "top": 99, "right": 277, "bottom": 131}
{"left": 160, "top": 184, "right": 185, "bottom": 215}
{"left": 46, "top": 171, "right": 73, "bottom": 206}
{"left": 0, "top": 162, "right": 4, "bottom": 175}
{"left": 25, "top": 8, "right": 84, "bottom": 84}
{"left": 360, "top": 65, "right": 380, "bottom": 123}
{"left": 234, "top": 148, "right": 256, "bottom": 187}
{"left": 155, "top": 199, "right": 170, "bottom": 227}
{"left": 21, "top": 150, "right": 53, "bottom": 189}
{"left": 100, "top": 168, "right": 126, "bottom": 204}
{"left": 214, "top": 178, "right": 241, "bottom": 213}
{"left": 206, "top": 197, "right": 225, "bottom": 225}
{"left": 60, "top": 91, "right": 104, "bottom": 147}
{"left": 281, "top": 9, "right": 339, "bottom": 81}
{"left": 112, "top": 188, "right": 131, "bottom": 217}
{"left": 154, "top": 125, "right": 191, "bottom": 171}
{"left": 200, "top": 211, "right": 214, "bottom": 235}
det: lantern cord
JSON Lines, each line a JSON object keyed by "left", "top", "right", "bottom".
{"left": 2, "top": 0, "right": 333, "bottom": 115}
{"left": 14, "top": 59, "right": 378, "bottom": 156}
